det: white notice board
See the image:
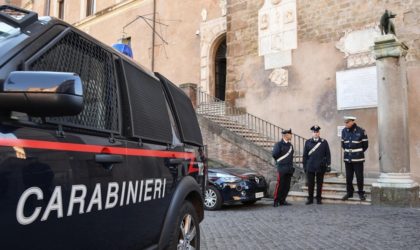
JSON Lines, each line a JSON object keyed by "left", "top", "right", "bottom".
{"left": 336, "top": 66, "right": 378, "bottom": 110}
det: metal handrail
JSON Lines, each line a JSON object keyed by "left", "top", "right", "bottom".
{"left": 196, "top": 88, "right": 306, "bottom": 167}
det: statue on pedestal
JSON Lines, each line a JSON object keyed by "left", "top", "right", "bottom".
{"left": 379, "top": 10, "right": 396, "bottom": 35}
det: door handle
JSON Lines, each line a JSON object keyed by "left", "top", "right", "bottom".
{"left": 95, "top": 154, "right": 123, "bottom": 170}
{"left": 168, "top": 158, "right": 183, "bottom": 166}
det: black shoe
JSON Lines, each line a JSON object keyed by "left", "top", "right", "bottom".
{"left": 317, "top": 200, "right": 322, "bottom": 204}
{"left": 342, "top": 194, "right": 353, "bottom": 201}
{"left": 359, "top": 194, "right": 366, "bottom": 201}
{"left": 273, "top": 201, "right": 279, "bottom": 207}
{"left": 305, "top": 200, "right": 313, "bottom": 205}
{"left": 282, "top": 201, "right": 292, "bottom": 206}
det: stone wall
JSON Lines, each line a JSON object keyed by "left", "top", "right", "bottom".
{"left": 226, "top": 0, "right": 420, "bottom": 180}
{"left": 198, "top": 115, "right": 277, "bottom": 183}
{"left": 297, "top": 0, "right": 420, "bottom": 65}
{"left": 226, "top": 0, "right": 263, "bottom": 105}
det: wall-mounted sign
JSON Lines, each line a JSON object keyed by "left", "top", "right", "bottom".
{"left": 336, "top": 66, "right": 378, "bottom": 110}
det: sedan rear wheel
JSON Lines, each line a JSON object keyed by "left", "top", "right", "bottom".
{"left": 204, "top": 186, "right": 222, "bottom": 210}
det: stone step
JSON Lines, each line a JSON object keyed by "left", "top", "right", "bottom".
{"left": 318, "top": 177, "right": 374, "bottom": 192}
{"left": 321, "top": 183, "right": 373, "bottom": 191}
{"left": 222, "top": 124, "right": 249, "bottom": 129}
{"left": 234, "top": 129, "right": 262, "bottom": 134}
{"left": 324, "top": 177, "right": 376, "bottom": 184}
{"left": 301, "top": 186, "right": 372, "bottom": 195}
{"left": 324, "top": 171, "right": 339, "bottom": 178}
{"left": 288, "top": 191, "right": 371, "bottom": 205}
{"left": 239, "top": 134, "right": 271, "bottom": 139}
{"left": 197, "top": 111, "right": 226, "bottom": 116}
{"left": 201, "top": 116, "right": 234, "bottom": 123}
{"left": 249, "top": 139, "right": 276, "bottom": 144}
{"left": 197, "top": 103, "right": 225, "bottom": 108}
{"left": 322, "top": 177, "right": 375, "bottom": 187}
{"left": 206, "top": 117, "right": 238, "bottom": 123}
{"left": 229, "top": 129, "right": 264, "bottom": 136}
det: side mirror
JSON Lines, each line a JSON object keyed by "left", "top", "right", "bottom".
{"left": 0, "top": 71, "right": 83, "bottom": 116}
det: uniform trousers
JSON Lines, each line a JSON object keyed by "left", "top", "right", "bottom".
{"left": 307, "top": 171, "right": 324, "bottom": 201}
{"left": 274, "top": 172, "right": 292, "bottom": 204}
{"left": 345, "top": 162, "right": 364, "bottom": 195}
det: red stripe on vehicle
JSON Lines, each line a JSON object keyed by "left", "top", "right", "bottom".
{"left": 0, "top": 139, "right": 194, "bottom": 159}
{"left": 187, "top": 157, "right": 199, "bottom": 174}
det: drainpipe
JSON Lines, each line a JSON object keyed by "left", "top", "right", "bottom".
{"left": 151, "top": 0, "right": 156, "bottom": 71}
{"left": 44, "top": 0, "right": 50, "bottom": 16}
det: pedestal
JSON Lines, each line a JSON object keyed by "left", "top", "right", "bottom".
{"left": 371, "top": 173, "right": 419, "bottom": 207}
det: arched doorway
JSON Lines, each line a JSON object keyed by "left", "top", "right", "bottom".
{"left": 214, "top": 37, "right": 226, "bottom": 101}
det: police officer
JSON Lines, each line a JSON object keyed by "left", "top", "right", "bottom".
{"left": 272, "top": 129, "right": 294, "bottom": 207}
{"left": 302, "top": 125, "right": 331, "bottom": 205}
{"left": 341, "top": 116, "right": 368, "bottom": 201}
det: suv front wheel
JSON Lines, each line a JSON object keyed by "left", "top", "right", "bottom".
{"left": 170, "top": 200, "right": 200, "bottom": 250}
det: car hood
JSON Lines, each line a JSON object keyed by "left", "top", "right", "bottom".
{"left": 209, "top": 167, "right": 261, "bottom": 177}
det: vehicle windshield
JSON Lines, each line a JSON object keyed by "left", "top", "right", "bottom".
{"left": 0, "top": 21, "right": 29, "bottom": 59}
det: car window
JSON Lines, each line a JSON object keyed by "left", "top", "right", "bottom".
{"left": 27, "top": 30, "right": 120, "bottom": 133}
{"left": 0, "top": 21, "right": 29, "bottom": 59}
{"left": 122, "top": 60, "right": 172, "bottom": 144}
{"left": 156, "top": 73, "right": 203, "bottom": 147}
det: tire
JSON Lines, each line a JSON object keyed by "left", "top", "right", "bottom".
{"left": 169, "top": 200, "right": 200, "bottom": 250}
{"left": 241, "top": 199, "right": 257, "bottom": 205}
{"left": 204, "top": 186, "right": 222, "bottom": 210}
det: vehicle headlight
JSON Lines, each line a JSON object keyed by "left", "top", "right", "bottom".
{"left": 215, "top": 173, "right": 241, "bottom": 183}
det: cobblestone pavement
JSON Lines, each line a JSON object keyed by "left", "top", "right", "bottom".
{"left": 200, "top": 199, "right": 420, "bottom": 250}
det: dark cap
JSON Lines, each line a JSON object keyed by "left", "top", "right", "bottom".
{"left": 282, "top": 129, "right": 292, "bottom": 134}
{"left": 310, "top": 125, "right": 321, "bottom": 132}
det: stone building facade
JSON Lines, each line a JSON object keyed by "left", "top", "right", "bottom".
{"left": 13, "top": 0, "right": 420, "bottom": 181}
{"left": 225, "top": 0, "right": 420, "bottom": 181}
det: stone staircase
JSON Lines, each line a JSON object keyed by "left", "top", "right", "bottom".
{"left": 196, "top": 99, "right": 306, "bottom": 165}
{"left": 198, "top": 113, "right": 277, "bottom": 151}
{"left": 288, "top": 171, "right": 374, "bottom": 205}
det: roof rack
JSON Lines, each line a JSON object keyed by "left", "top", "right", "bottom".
{"left": 0, "top": 5, "right": 38, "bottom": 29}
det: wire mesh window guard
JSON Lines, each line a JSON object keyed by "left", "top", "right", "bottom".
{"left": 29, "top": 31, "right": 119, "bottom": 133}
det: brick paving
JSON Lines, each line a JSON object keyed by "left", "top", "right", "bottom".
{"left": 200, "top": 199, "right": 420, "bottom": 250}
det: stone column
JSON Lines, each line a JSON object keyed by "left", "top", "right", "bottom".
{"left": 179, "top": 83, "right": 198, "bottom": 108}
{"left": 371, "top": 34, "right": 419, "bottom": 207}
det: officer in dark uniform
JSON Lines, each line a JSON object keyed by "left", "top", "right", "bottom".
{"left": 272, "top": 129, "right": 294, "bottom": 207}
{"left": 302, "top": 125, "right": 331, "bottom": 205}
{"left": 341, "top": 116, "right": 368, "bottom": 201}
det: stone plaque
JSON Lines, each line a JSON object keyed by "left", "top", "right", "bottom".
{"left": 264, "top": 50, "right": 292, "bottom": 69}
{"left": 336, "top": 66, "right": 378, "bottom": 110}
{"left": 269, "top": 68, "right": 288, "bottom": 86}
{"left": 336, "top": 27, "right": 381, "bottom": 68}
{"left": 258, "top": 0, "right": 297, "bottom": 56}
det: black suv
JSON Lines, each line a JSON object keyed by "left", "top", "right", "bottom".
{"left": 0, "top": 5, "right": 206, "bottom": 250}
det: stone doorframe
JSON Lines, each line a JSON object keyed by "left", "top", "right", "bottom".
{"left": 200, "top": 17, "right": 227, "bottom": 96}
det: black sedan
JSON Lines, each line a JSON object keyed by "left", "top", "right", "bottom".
{"left": 204, "top": 166, "right": 268, "bottom": 210}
